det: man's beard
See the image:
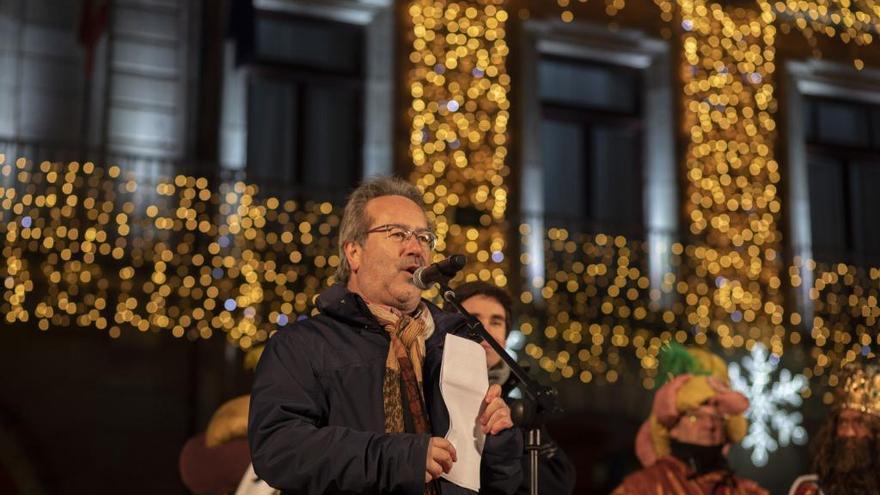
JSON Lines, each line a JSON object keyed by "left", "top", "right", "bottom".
{"left": 817, "top": 438, "right": 880, "bottom": 495}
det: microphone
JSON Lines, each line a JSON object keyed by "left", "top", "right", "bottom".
{"left": 412, "top": 255, "right": 467, "bottom": 289}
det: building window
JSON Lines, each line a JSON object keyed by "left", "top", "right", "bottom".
{"left": 538, "top": 56, "right": 644, "bottom": 236}
{"left": 245, "top": 13, "right": 364, "bottom": 201}
{"left": 803, "top": 96, "right": 880, "bottom": 265}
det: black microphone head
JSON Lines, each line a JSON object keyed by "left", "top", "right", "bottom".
{"left": 438, "top": 254, "right": 467, "bottom": 276}
{"left": 412, "top": 255, "right": 468, "bottom": 290}
{"left": 412, "top": 266, "right": 431, "bottom": 290}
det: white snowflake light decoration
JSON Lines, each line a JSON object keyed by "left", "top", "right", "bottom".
{"left": 728, "top": 343, "right": 809, "bottom": 467}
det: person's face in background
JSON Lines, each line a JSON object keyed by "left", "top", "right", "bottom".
{"left": 837, "top": 408, "right": 872, "bottom": 439}
{"left": 817, "top": 408, "right": 880, "bottom": 491}
{"left": 460, "top": 294, "right": 507, "bottom": 368}
{"left": 669, "top": 401, "right": 726, "bottom": 446}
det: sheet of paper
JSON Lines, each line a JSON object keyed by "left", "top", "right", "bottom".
{"left": 439, "top": 333, "right": 489, "bottom": 491}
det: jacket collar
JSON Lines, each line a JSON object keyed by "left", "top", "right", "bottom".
{"left": 316, "top": 283, "right": 381, "bottom": 331}
{"left": 316, "top": 283, "right": 468, "bottom": 336}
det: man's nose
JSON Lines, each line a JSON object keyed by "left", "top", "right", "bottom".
{"left": 839, "top": 423, "right": 857, "bottom": 438}
{"left": 401, "top": 234, "right": 425, "bottom": 255}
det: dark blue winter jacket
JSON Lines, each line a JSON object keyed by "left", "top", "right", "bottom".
{"left": 249, "top": 284, "right": 523, "bottom": 494}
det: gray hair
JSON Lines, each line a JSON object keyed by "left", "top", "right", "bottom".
{"left": 335, "top": 176, "right": 427, "bottom": 283}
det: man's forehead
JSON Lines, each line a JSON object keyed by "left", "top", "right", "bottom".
{"left": 486, "top": 306, "right": 506, "bottom": 319}
{"left": 477, "top": 309, "right": 506, "bottom": 320}
{"left": 464, "top": 295, "right": 506, "bottom": 317}
{"left": 840, "top": 408, "right": 869, "bottom": 420}
{"left": 365, "top": 195, "right": 428, "bottom": 226}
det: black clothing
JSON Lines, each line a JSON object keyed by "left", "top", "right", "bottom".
{"left": 249, "top": 284, "right": 523, "bottom": 494}
{"left": 495, "top": 364, "right": 577, "bottom": 495}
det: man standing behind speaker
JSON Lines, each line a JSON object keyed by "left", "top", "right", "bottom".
{"left": 455, "top": 281, "right": 576, "bottom": 495}
{"left": 248, "top": 177, "right": 522, "bottom": 495}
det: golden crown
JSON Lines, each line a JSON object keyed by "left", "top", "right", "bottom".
{"left": 840, "top": 363, "right": 880, "bottom": 417}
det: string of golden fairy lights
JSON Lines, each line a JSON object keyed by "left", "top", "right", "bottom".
{"left": 679, "top": 0, "right": 787, "bottom": 353}
{"left": 519, "top": 230, "right": 879, "bottom": 393}
{"left": 795, "top": 259, "right": 880, "bottom": 401}
{"left": 530, "top": 0, "right": 788, "bottom": 385}
{"left": 518, "top": 231, "right": 687, "bottom": 390}
{"left": 557, "top": 0, "right": 880, "bottom": 56}
{"left": 1, "top": 152, "right": 876, "bottom": 392}
{"left": 3, "top": 0, "right": 878, "bottom": 388}
{"left": 539, "top": 0, "right": 878, "bottom": 391}
{"left": 757, "top": 0, "right": 878, "bottom": 69}
{"left": 1, "top": 155, "right": 338, "bottom": 350}
{"left": 406, "top": 0, "right": 511, "bottom": 290}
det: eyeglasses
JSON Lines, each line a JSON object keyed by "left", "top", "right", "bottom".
{"left": 366, "top": 224, "right": 437, "bottom": 250}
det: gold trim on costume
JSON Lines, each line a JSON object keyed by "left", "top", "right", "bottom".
{"left": 840, "top": 363, "right": 880, "bottom": 417}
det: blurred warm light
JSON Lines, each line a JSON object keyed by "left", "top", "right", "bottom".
{"left": 2, "top": 0, "right": 877, "bottom": 392}
{"left": 406, "top": 0, "right": 511, "bottom": 293}
{"left": 1, "top": 150, "right": 873, "bottom": 388}
{"left": 1, "top": 155, "right": 338, "bottom": 351}
{"left": 678, "top": 0, "right": 786, "bottom": 361}
{"left": 533, "top": 0, "right": 879, "bottom": 388}
{"left": 758, "top": 0, "right": 880, "bottom": 52}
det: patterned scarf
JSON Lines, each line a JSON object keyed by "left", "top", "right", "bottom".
{"left": 366, "top": 301, "right": 435, "bottom": 434}
{"left": 367, "top": 302, "right": 442, "bottom": 495}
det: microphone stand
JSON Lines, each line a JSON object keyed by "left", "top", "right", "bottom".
{"left": 438, "top": 280, "right": 562, "bottom": 495}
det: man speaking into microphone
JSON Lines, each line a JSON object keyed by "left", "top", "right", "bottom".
{"left": 248, "top": 177, "right": 522, "bottom": 494}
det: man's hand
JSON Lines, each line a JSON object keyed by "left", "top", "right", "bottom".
{"left": 425, "top": 437, "right": 457, "bottom": 482}
{"left": 480, "top": 384, "right": 514, "bottom": 435}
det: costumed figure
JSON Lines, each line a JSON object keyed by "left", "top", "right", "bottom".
{"left": 612, "top": 343, "right": 768, "bottom": 495}
{"left": 179, "top": 393, "right": 277, "bottom": 495}
{"left": 789, "top": 362, "right": 880, "bottom": 495}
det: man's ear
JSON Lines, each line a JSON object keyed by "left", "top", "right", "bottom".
{"left": 344, "top": 241, "right": 362, "bottom": 273}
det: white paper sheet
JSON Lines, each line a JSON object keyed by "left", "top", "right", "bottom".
{"left": 439, "top": 333, "right": 489, "bottom": 491}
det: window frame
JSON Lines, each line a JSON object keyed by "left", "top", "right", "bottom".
{"left": 786, "top": 62, "right": 880, "bottom": 268}
{"left": 242, "top": 11, "right": 366, "bottom": 202}
{"left": 517, "top": 20, "right": 675, "bottom": 299}
{"left": 784, "top": 60, "right": 880, "bottom": 323}
{"left": 217, "top": 0, "right": 394, "bottom": 200}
